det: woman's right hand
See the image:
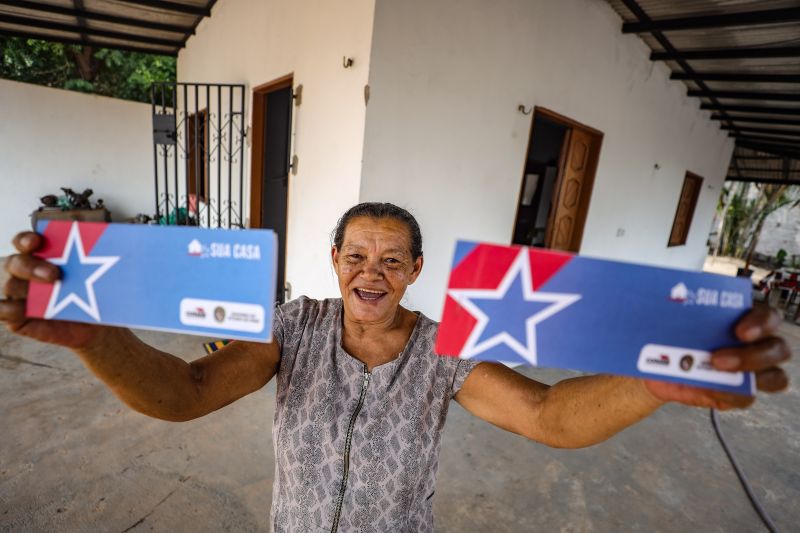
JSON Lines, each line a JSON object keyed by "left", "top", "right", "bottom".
{"left": 1, "top": 231, "right": 104, "bottom": 349}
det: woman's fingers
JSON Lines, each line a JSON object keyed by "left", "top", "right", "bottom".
{"left": 4, "top": 253, "right": 59, "bottom": 283}
{"left": 0, "top": 299, "right": 27, "bottom": 326}
{"left": 735, "top": 303, "right": 782, "bottom": 342}
{"left": 712, "top": 336, "right": 791, "bottom": 372}
{"left": 755, "top": 367, "right": 789, "bottom": 393}
{"left": 3, "top": 277, "right": 28, "bottom": 300}
{"left": 704, "top": 390, "right": 755, "bottom": 410}
{"left": 12, "top": 232, "right": 43, "bottom": 254}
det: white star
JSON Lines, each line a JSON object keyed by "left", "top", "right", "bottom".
{"left": 44, "top": 222, "right": 119, "bottom": 322}
{"left": 448, "top": 249, "right": 580, "bottom": 365}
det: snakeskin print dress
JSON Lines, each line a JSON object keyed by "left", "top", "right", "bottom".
{"left": 270, "top": 296, "right": 478, "bottom": 532}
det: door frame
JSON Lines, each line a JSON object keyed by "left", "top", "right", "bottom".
{"left": 514, "top": 106, "right": 604, "bottom": 252}
{"left": 248, "top": 73, "right": 294, "bottom": 229}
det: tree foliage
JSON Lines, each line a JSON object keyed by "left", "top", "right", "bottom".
{"left": 716, "top": 181, "right": 800, "bottom": 266}
{"left": 0, "top": 37, "right": 175, "bottom": 103}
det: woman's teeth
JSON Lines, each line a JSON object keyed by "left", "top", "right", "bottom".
{"left": 355, "top": 288, "right": 386, "bottom": 301}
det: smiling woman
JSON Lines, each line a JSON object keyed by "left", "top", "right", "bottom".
{"left": 335, "top": 216, "right": 421, "bottom": 327}
{"left": 0, "top": 202, "right": 791, "bottom": 533}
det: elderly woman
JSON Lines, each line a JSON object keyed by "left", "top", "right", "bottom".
{"left": 1, "top": 202, "right": 791, "bottom": 532}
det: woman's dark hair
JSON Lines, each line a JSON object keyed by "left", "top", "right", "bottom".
{"left": 333, "top": 202, "right": 423, "bottom": 260}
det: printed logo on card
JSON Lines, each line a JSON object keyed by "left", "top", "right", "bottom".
{"left": 667, "top": 282, "right": 745, "bottom": 309}
{"left": 180, "top": 298, "right": 264, "bottom": 333}
{"left": 186, "top": 239, "right": 261, "bottom": 260}
{"left": 637, "top": 344, "right": 743, "bottom": 386}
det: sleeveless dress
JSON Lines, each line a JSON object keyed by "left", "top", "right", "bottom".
{"left": 270, "top": 296, "right": 478, "bottom": 532}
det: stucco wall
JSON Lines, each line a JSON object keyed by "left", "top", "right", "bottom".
{"left": 360, "top": 0, "right": 734, "bottom": 318}
{"left": 757, "top": 205, "right": 800, "bottom": 258}
{"left": 0, "top": 79, "right": 153, "bottom": 257}
{"left": 178, "top": 0, "right": 375, "bottom": 301}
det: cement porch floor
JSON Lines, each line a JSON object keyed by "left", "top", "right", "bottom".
{"left": 1, "top": 314, "right": 798, "bottom": 532}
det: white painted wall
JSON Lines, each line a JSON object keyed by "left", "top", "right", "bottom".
{"left": 178, "top": 0, "right": 375, "bottom": 300}
{"left": 757, "top": 205, "right": 800, "bottom": 257}
{"left": 0, "top": 79, "right": 153, "bottom": 256}
{"left": 360, "top": 0, "right": 734, "bottom": 318}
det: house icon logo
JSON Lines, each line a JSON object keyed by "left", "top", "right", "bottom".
{"left": 188, "top": 239, "right": 203, "bottom": 256}
{"left": 669, "top": 282, "right": 689, "bottom": 302}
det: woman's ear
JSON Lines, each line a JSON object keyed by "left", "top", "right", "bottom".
{"left": 409, "top": 255, "right": 424, "bottom": 284}
{"left": 331, "top": 246, "right": 339, "bottom": 272}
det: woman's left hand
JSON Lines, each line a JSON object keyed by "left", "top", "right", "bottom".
{"left": 644, "top": 304, "right": 791, "bottom": 409}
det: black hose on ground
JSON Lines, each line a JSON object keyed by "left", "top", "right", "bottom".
{"left": 710, "top": 408, "right": 779, "bottom": 533}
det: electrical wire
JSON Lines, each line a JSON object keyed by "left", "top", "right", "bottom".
{"left": 710, "top": 409, "right": 779, "bottom": 533}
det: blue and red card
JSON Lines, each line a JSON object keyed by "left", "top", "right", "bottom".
{"left": 435, "top": 241, "right": 755, "bottom": 395}
{"left": 26, "top": 221, "right": 276, "bottom": 342}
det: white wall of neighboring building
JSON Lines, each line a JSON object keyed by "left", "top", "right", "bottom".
{"left": 360, "top": 0, "right": 734, "bottom": 318}
{"left": 757, "top": 204, "right": 800, "bottom": 258}
{"left": 178, "top": 0, "right": 376, "bottom": 301}
{"left": 0, "top": 79, "right": 152, "bottom": 257}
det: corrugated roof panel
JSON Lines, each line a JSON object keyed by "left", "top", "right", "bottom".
{"left": 703, "top": 81, "right": 800, "bottom": 92}
{"left": 659, "top": 23, "right": 800, "bottom": 49}
{"left": 0, "top": 21, "right": 82, "bottom": 41}
{"left": 607, "top": 0, "right": 800, "bottom": 21}
{"left": 0, "top": 0, "right": 215, "bottom": 55}
{"left": 82, "top": 0, "right": 199, "bottom": 26}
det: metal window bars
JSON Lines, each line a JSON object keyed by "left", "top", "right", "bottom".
{"left": 151, "top": 82, "right": 247, "bottom": 229}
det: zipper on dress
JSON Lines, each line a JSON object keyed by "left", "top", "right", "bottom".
{"left": 330, "top": 364, "right": 371, "bottom": 533}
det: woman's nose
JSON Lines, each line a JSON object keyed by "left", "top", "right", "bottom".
{"left": 360, "top": 258, "right": 383, "bottom": 279}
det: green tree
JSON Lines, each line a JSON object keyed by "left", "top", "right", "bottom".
{"left": 0, "top": 37, "right": 175, "bottom": 103}
{"left": 717, "top": 181, "right": 800, "bottom": 267}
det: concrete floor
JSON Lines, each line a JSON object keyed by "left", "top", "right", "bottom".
{"left": 1, "top": 316, "right": 798, "bottom": 532}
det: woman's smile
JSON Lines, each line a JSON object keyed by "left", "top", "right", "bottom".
{"left": 353, "top": 287, "right": 388, "bottom": 302}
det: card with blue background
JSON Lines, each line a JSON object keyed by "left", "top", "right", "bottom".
{"left": 435, "top": 241, "right": 754, "bottom": 395}
{"left": 27, "top": 221, "right": 276, "bottom": 342}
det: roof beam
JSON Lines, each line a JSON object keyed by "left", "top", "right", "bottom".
{"left": 711, "top": 114, "right": 800, "bottom": 127}
{"left": 671, "top": 72, "right": 800, "bottom": 83}
{"left": 729, "top": 133, "right": 800, "bottom": 146}
{"left": 733, "top": 168, "right": 800, "bottom": 173}
{"left": 725, "top": 176, "right": 800, "bottom": 186}
{"left": 0, "top": 0, "right": 193, "bottom": 34}
{"left": 618, "top": 0, "right": 739, "bottom": 135}
{"left": 733, "top": 156, "right": 789, "bottom": 161}
{"left": 0, "top": 27, "right": 176, "bottom": 55}
{"left": 623, "top": 7, "right": 800, "bottom": 33}
{"left": 652, "top": 46, "right": 800, "bottom": 61}
{"left": 721, "top": 125, "right": 800, "bottom": 138}
{"left": 113, "top": 0, "right": 210, "bottom": 17}
{"left": 701, "top": 103, "right": 800, "bottom": 116}
{"left": 736, "top": 140, "right": 800, "bottom": 158}
{"left": 0, "top": 13, "right": 184, "bottom": 47}
{"left": 72, "top": 0, "right": 87, "bottom": 42}
{"left": 689, "top": 89, "right": 800, "bottom": 102}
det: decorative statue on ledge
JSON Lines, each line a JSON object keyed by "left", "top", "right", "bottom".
{"left": 60, "top": 187, "right": 95, "bottom": 210}
{"left": 37, "top": 187, "right": 105, "bottom": 212}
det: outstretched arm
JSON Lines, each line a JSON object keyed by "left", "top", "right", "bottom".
{"left": 72, "top": 328, "right": 280, "bottom": 422}
{"left": 455, "top": 364, "right": 663, "bottom": 448}
{"left": 2, "top": 231, "right": 281, "bottom": 422}
{"left": 455, "top": 305, "right": 790, "bottom": 449}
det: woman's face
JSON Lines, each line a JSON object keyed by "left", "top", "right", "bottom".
{"left": 332, "top": 216, "right": 423, "bottom": 325}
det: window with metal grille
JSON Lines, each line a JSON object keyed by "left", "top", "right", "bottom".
{"left": 668, "top": 171, "right": 703, "bottom": 247}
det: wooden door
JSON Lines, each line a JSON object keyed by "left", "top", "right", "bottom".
{"left": 668, "top": 173, "right": 703, "bottom": 247}
{"left": 546, "top": 127, "right": 594, "bottom": 251}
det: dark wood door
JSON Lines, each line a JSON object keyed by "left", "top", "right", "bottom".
{"left": 668, "top": 173, "right": 703, "bottom": 247}
{"left": 546, "top": 127, "right": 594, "bottom": 251}
{"left": 250, "top": 77, "right": 293, "bottom": 304}
{"left": 261, "top": 85, "right": 292, "bottom": 304}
